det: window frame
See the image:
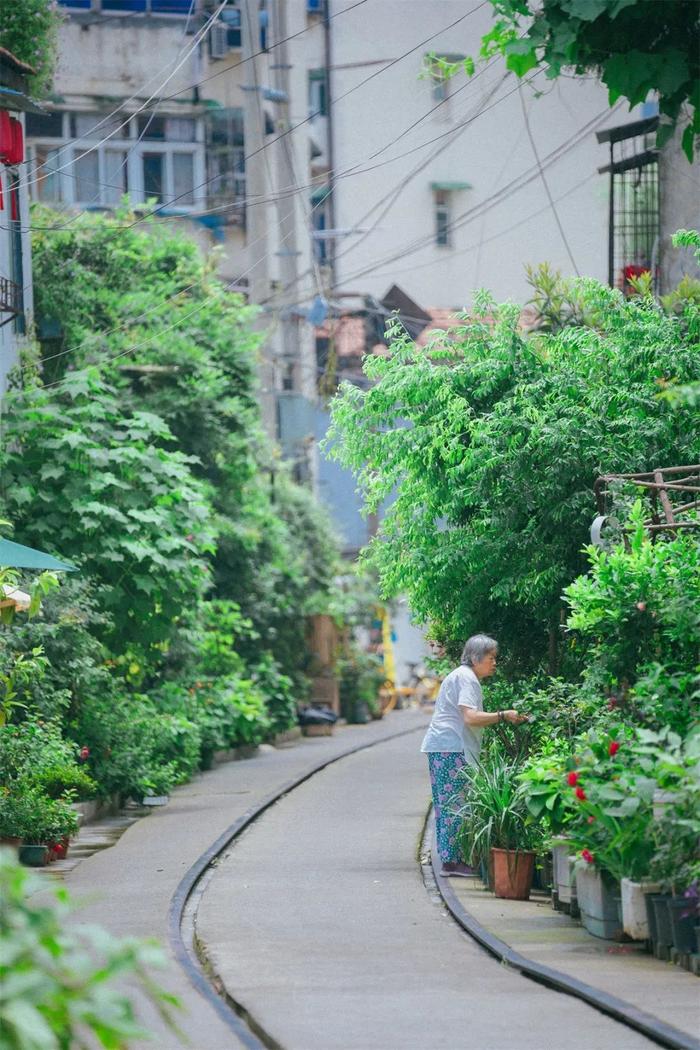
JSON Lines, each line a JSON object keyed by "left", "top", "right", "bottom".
{"left": 434, "top": 189, "right": 452, "bottom": 248}
{"left": 27, "top": 111, "right": 205, "bottom": 211}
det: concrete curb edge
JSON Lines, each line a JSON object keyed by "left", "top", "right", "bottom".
{"left": 424, "top": 814, "right": 700, "bottom": 1050}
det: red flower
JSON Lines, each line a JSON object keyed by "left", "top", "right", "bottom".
{"left": 587, "top": 815, "right": 596, "bottom": 824}
{"left": 581, "top": 849, "right": 594, "bottom": 864}
{"left": 79, "top": 747, "right": 90, "bottom": 761}
{"left": 575, "top": 786, "right": 587, "bottom": 801}
{"left": 609, "top": 740, "right": 620, "bottom": 757}
{"left": 636, "top": 601, "right": 646, "bottom": 612}
{"left": 607, "top": 697, "right": 618, "bottom": 711}
{"left": 567, "top": 771, "right": 579, "bottom": 787}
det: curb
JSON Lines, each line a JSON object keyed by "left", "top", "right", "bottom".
{"left": 423, "top": 814, "right": 700, "bottom": 1050}
{"left": 168, "top": 722, "right": 426, "bottom": 1050}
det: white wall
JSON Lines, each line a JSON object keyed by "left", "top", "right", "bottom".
{"left": 326, "top": 0, "right": 616, "bottom": 309}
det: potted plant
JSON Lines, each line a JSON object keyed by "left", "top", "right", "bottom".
{"left": 19, "top": 793, "right": 79, "bottom": 867}
{"left": 459, "top": 756, "right": 541, "bottom": 901}
{"left": 562, "top": 731, "right": 659, "bottom": 939}
{"left": 517, "top": 749, "right": 575, "bottom": 910}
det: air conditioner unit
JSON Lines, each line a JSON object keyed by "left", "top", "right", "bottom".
{"left": 209, "top": 22, "right": 229, "bottom": 60}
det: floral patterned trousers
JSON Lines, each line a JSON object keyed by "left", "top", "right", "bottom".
{"left": 427, "top": 751, "right": 468, "bottom": 863}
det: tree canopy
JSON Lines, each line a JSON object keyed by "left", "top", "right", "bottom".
{"left": 326, "top": 272, "right": 700, "bottom": 673}
{"left": 463, "top": 0, "right": 700, "bottom": 160}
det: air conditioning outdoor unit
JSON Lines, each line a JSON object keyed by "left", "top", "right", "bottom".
{"left": 209, "top": 22, "right": 229, "bottom": 60}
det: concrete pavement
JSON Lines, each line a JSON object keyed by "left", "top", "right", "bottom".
{"left": 37, "top": 709, "right": 429, "bottom": 1050}
{"left": 197, "top": 731, "right": 657, "bottom": 1050}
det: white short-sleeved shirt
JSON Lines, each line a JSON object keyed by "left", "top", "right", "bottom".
{"left": 420, "top": 664, "right": 484, "bottom": 766}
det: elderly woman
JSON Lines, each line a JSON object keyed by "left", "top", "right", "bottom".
{"left": 420, "top": 634, "right": 527, "bottom": 876}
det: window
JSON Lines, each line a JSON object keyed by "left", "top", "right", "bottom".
{"left": 60, "top": 1, "right": 195, "bottom": 12}
{"left": 25, "top": 112, "right": 64, "bottom": 138}
{"left": 596, "top": 117, "right": 660, "bottom": 292}
{"left": 434, "top": 190, "right": 451, "bottom": 247}
{"left": 27, "top": 110, "right": 202, "bottom": 210}
{"left": 74, "top": 152, "right": 100, "bottom": 202}
{"left": 205, "top": 108, "right": 246, "bottom": 222}
{"left": 309, "top": 70, "right": 328, "bottom": 118}
{"left": 142, "top": 152, "right": 164, "bottom": 201}
{"left": 103, "top": 149, "right": 129, "bottom": 204}
{"left": 34, "top": 146, "right": 63, "bottom": 202}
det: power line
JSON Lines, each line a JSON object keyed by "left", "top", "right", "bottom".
{"left": 12, "top": 1, "right": 494, "bottom": 238}
{"left": 276, "top": 102, "right": 620, "bottom": 307}
{"left": 518, "top": 82, "right": 580, "bottom": 277}
{"left": 22, "top": 2, "right": 228, "bottom": 194}
{"left": 93, "top": 2, "right": 490, "bottom": 233}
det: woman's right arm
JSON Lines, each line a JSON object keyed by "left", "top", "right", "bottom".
{"left": 462, "top": 708, "right": 527, "bottom": 727}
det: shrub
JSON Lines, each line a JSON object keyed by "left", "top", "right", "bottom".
{"left": 0, "top": 850, "right": 180, "bottom": 1049}
{"left": 564, "top": 508, "right": 700, "bottom": 692}
{"left": 0, "top": 721, "right": 97, "bottom": 800}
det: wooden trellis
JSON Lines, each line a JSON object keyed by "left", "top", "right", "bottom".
{"left": 592, "top": 465, "right": 700, "bottom": 544}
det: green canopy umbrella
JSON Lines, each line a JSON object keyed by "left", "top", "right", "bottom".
{"left": 0, "top": 538, "right": 77, "bottom": 572}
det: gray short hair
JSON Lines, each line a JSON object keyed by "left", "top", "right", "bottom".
{"left": 461, "top": 634, "right": 498, "bottom": 667}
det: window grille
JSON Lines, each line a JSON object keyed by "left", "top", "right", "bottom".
{"left": 597, "top": 117, "right": 659, "bottom": 293}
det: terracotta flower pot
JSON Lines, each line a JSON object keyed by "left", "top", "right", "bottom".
{"left": 491, "top": 848, "right": 535, "bottom": 901}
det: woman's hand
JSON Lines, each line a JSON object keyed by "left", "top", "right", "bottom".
{"left": 504, "top": 709, "right": 529, "bottom": 725}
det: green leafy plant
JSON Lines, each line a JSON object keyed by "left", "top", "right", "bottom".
{"left": 0, "top": 787, "right": 78, "bottom": 846}
{"left": 457, "top": 754, "right": 543, "bottom": 866}
{"left": 564, "top": 507, "right": 700, "bottom": 692}
{"left": 0, "top": 0, "right": 63, "bottom": 96}
{"left": 327, "top": 278, "right": 700, "bottom": 672}
{"left": 470, "top": 1, "right": 699, "bottom": 160}
{"left": 0, "top": 849, "right": 181, "bottom": 1049}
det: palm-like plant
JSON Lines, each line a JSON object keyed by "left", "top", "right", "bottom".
{"left": 456, "top": 755, "right": 542, "bottom": 865}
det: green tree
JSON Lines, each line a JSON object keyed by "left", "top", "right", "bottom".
{"left": 326, "top": 278, "right": 700, "bottom": 672}
{"left": 0, "top": 0, "right": 63, "bottom": 96}
{"left": 452, "top": 1, "right": 700, "bottom": 160}
{"left": 1, "top": 372, "right": 215, "bottom": 650}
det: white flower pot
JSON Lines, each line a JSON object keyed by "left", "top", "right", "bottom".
{"left": 142, "top": 795, "right": 169, "bottom": 807}
{"left": 621, "top": 878, "right": 650, "bottom": 940}
{"left": 552, "top": 840, "right": 576, "bottom": 905}
{"left": 576, "top": 865, "right": 621, "bottom": 940}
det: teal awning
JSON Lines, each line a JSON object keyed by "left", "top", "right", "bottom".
{"left": 0, "top": 538, "right": 76, "bottom": 572}
{"left": 431, "top": 181, "right": 471, "bottom": 191}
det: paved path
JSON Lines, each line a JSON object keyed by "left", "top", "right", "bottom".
{"left": 39, "top": 710, "right": 428, "bottom": 1050}
{"left": 198, "top": 731, "right": 657, "bottom": 1050}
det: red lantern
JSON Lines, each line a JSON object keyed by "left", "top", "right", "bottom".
{"left": 0, "top": 112, "right": 11, "bottom": 163}
{"left": 0, "top": 115, "right": 24, "bottom": 165}
{"left": 8, "top": 118, "right": 23, "bottom": 165}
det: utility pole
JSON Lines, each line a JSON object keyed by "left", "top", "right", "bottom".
{"left": 240, "top": 0, "right": 277, "bottom": 438}
{"left": 270, "top": 0, "right": 319, "bottom": 489}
